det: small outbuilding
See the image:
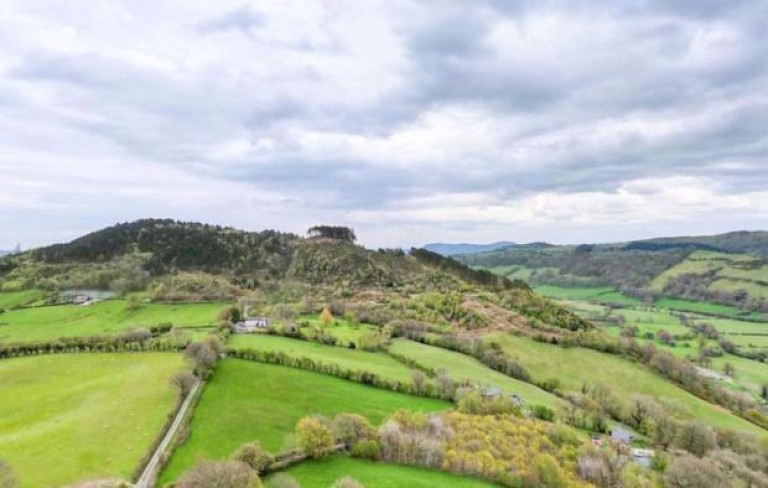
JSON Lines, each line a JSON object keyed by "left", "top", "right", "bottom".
{"left": 481, "top": 387, "right": 502, "bottom": 400}
{"left": 234, "top": 317, "right": 270, "bottom": 333}
{"left": 610, "top": 429, "right": 633, "bottom": 444}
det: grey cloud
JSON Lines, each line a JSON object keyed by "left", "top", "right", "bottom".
{"left": 2, "top": 0, "right": 768, "bottom": 248}
{"left": 197, "top": 4, "right": 264, "bottom": 36}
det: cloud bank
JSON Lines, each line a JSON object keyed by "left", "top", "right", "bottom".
{"left": 1, "top": 0, "right": 767, "bottom": 248}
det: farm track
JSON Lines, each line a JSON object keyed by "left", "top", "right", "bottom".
{"left": 136, "top": 379, "right": 202, "bottom": 488}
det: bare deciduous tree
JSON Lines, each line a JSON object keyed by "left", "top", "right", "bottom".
{"left": 177, "top": 460, "right": 261, "bottom": 488}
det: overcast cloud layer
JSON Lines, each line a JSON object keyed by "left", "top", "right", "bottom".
{"left": 1, "top": 0, "right": 767, "bottom": 249}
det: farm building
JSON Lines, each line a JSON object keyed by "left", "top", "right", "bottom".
{"left": 632, "top": 448, "right": 655, "bottom": 467}
{"left": 609, "top": 428, "right": 633, "bottom": 444}
{"left": 234, "top": 317, "right": 270, "bottom": 333}
{"left": 480, "top": 387, "right": 502, "bottom": 400}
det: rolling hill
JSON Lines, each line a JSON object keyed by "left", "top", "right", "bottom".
{"left": 423, "top": 241, "right": 515, "bottom": 256}
{"left": 2, "top": 220, "right": 768, "bottom": 488}
{"left": 454, "top": 231, "right": 768, "bottom": 312}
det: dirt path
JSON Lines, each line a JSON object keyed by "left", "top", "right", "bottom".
{"left": 135, "top": 379, "right": 202, "bottom": 488}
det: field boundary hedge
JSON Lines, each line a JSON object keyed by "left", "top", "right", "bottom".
{"left": 227, "top": 347, "right": 456, "bottom": 401}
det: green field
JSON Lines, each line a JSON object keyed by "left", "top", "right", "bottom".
{"left": 0, "top": 290, "right": 46, "bottom": 310}
{"left": 615, "top": 308, "right": 691, "bottom": 336}
{"left": 0, "top": 353, "right": 186, "bottom": 488}
{"left": 710, "top": 355, "right": 768, "bottom": 397}
{"left": 388, "top": 339, "right": 563, "bottom": 409}
{"left": 654, "top": 297, "right": 764, "bottom": 320}
{"left": 266, "top": 456, "right": 499, "bottom": 488}
{"left": 487, "top": 333, "right": 765, "bottom": 435}
{"left": 534, "top": 285, "right": 643, "bottom": 305}
{"left": 228, "top": 334, "right": 418, "bottom": 384}
{"left": 159, "top": 359, "right": 449, "bottom": 484}
{"left": 650, "top": 251, "right": 768, "bottom": 316}
{"left": 558, "top": 296, "right": 767, "bottom": 398}
{"left": 0, "top": 300, "right": 227, "bottom": 343}
{"left": 295, "top": 314, "right": 379, "bottom": 347}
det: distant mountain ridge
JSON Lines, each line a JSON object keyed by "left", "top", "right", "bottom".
{"left": 429, "top": 231, "right": 768, "bottom": 258}
{"left": 424, "top": 241, "right": 516, "bottom": 256}
{"left": 625, "top": 230, "right": 768, "bottom": 255}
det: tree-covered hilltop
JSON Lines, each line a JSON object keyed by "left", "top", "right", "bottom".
{"left": 28, "top": 219, "right": 299, "bottom": 275}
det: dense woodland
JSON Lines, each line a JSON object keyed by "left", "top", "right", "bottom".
{"left": 28, "top": 219, "right": 298, "bottom": 275}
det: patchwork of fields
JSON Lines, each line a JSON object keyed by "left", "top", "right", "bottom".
{"left": 1, "top": 289, "right": 766, "bottom": 487}
{"left": 158, "top": 359, "right": 449, "bottom": 484}
{"left": 0, "top": 353, "right": 185, "bottom": 488}
{"left": 0, "top": 300, "right": 225, "bottom": 343}
{"left": 487, "top": 333, "right": 764, "bottom": 435}
{"left": 388, "top": 339, "right": 563, "bottom": 409}
{"left": 229, "top": 334, "right": 418, "bottom": 384}
{"left": 651, "top": 251, "right": 768, "bottom": 301}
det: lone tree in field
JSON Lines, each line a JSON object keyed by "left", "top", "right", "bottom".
{"left": 320, "top": 307, "right": 334, "bottom": 328}
{"left": 307, "top": 225, "right": 356, "bottom": 242}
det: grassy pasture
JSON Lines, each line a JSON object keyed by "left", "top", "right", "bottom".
{"left": 228, "top": 334, "right": 417, "bottom": 384}
{"left": 0, "top": 353, "right": 185, "bottom": 488}
{"left": 295, "top": 314, "right": 379, "bottom": 346}
{"left": 650, "top": 251, "right": 768, "bottom": 317}
{"left": 561, "top": 298, "right": 766, "bottom": 398}
{"left": 0, "top": 290, "right": 46, "bottom": 310}
{"left": 615, "top": 308, "right": 691, "bottom": 336}
{"left": 534, "top": 285, "right": 642, "bottom": 306}
{"left": 388, "top": 339, "right": 563, "bottom": 409}
{"left": 710, "top": 355, "right": 768, "bottom": 396}
{"left": 711, "top": 278, "right": 768, "bottom": 301}
{"left": 159, "top": 359, "right": 449, "bottom": 484}
{"left": 654, "top": 297, "right": 764, "bottom": 320}
{"left": 487, "top": 333, "right": 765, "bottom": 435}
{"left": 266, "top": 456, "right": 499, "bottom": 488}
{"left": 0, "top": 300, "right": 226, "bottom": 343}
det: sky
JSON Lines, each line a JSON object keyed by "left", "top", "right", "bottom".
{"left": 1, "top": 0, "right": 767, "bottom": 250}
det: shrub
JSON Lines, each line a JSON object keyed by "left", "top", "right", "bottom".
{"left": 332, "top": 414, "right": 375, "bottom": 448}
{"left": 331, "top": 477, "right": 364, "bottom": 488}
{"left": 0, "top": 459, "right": 17, "bottom": 488}
{"left": 268, "top": 474, "right": 301, "bottom": 488}
{"left": 664, "top": 453, "right": 728, "bottom": 488}
{"left": 350, "top": 440, "right": 381, "bottom": 460}
{"left": 531, "top": 404, "right": 555, "bottom": 422}
{"left": 171, "top": 371, "right": 197, "bottom": 396}
{"left": 296, "top": 417, "right": 334, "bottom": 458}
{"left": 231, "top": 442, "right": 274, "bottom": 474}
{"left": 675, "top": 422, "right": 716, "bottom": 456}
{"left": 176, "top": 460, "right": 261, "bottom": 488}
